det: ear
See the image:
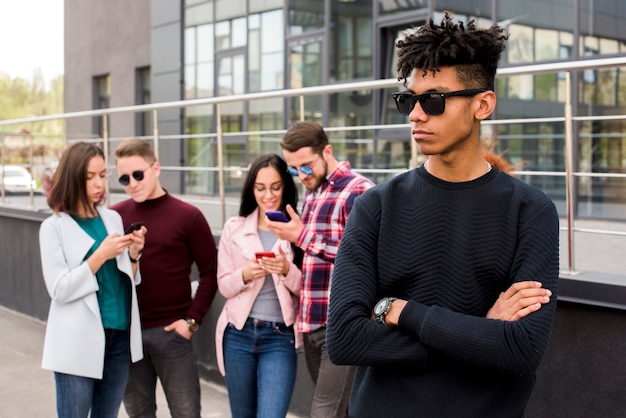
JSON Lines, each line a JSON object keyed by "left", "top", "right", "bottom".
{"left": 323, "top": 144, "right": 333, "bottom": 158}
{"left": 475, "top": 90, "right": 496, "bottom": 121}
{"left": 152, "top": 161, "right": 161, "bottom": 177}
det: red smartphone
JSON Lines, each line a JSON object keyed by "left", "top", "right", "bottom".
{"left": 266, "top": 211, "right": 289, "bottom": 222}
{"left": 125, "top": 221, "right": 144, "bottom": 234}
{"left": 255, "top": 251, "right": 276, "bottom": 260}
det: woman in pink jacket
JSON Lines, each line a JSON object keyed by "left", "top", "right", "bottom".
{"left": 216, "top": 154, "right": 303, "bottom": 418}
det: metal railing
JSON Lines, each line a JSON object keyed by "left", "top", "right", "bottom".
{"left": 2, "top": 56, "right": 626, "bottom": 276}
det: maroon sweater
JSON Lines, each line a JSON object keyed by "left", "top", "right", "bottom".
{"left": 111, "top": 193, "right": 218, "bottom": 329}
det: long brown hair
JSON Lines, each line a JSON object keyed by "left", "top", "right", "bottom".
{"left": 47, "top": 142, "right": 105, "bottom": 217}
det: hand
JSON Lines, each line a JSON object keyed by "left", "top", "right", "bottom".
{"left": 257, "top": 247, "right": 290, "bottom": 275}
{"left": 486, "top": 281, "right": 552, "bottom": 321}
{"left": 266, "top": 205, "right": 303, "bottom": 243}
{"left": 242, "top": 258, "right": 269, "bottom": 284}
{"left": 127, "top": 226, "right": 147, "bottom": 259}
{"left": 164, "top": 319, "right": 192, "bottom": 340}
{"left": 96, "top": 233, "right": 133, "bottom": 261}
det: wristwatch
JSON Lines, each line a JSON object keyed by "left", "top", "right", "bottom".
{"left": 129, "top": 251, "right": 142, "bottom": 263}
{"left": 186, "top": 318, "right": 199, "bottom": 332}
{"left": 374, "top": 297, "right": 397, "bottom": 325}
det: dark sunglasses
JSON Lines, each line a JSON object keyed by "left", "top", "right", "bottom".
{"left": 118, "top": 167, "right": 150, "bottom": 186}
{"left": 392, "top": 88, "right": 488, "bottom": 116}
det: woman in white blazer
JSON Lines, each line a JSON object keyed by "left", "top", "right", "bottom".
{"left": 216, "top": 154, "right": 303, "bottom": 418}
{"left": 39, "top": 142, "right": 145, "bottom": 418}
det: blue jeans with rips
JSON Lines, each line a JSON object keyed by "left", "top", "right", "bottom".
{"left": 54, "top": 329, "right": 130, "bottom": 418}
{"left": 123, "top": 326, "right": 200, "bottom": 418}
{"left": 223, "top": 318, "right": 298, "bottom": 418}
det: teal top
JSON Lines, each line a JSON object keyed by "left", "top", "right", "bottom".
{"left": 72, "top": 215, "right": 131, "bottom": 331}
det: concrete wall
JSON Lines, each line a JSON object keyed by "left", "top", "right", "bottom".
{"left": 64, "top": 0, "right": 152, "bottom": 139}
{"left": 2, "top": 206, "right": 625, "bottom": 417}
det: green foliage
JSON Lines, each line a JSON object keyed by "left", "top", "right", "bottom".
{"left": 0, "top": 70, "right": 64, "bottom": 137}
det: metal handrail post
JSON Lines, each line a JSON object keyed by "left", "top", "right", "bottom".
{"left": 564, "top": 72, "right": 577, "bottom": 274}
{"left": 102, "top": 114, "right": 109, "bottom": 205}
{"left": 1, "top": 139, "right": 4, "bottom": 203}
{"left": 29, "top": 133, "right": 34, "bottom": 207}
{"left": 152, "top": 109, "right": 159, "bottom": 159}
{"left": 299, "top": 95, "right": 304, "bottom": 121}
{"left": 216, "top": 104, "right": 226, "bottom": 226}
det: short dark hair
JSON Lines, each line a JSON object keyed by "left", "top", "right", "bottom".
{"left": 47, "top": 142, "right": 105, "bottom": 216}
{"left": 396, "top": 13, "right": 509, "bottom": 90}
{"left": 280, "top": 121, "right": 328, "bottom": 155}
{"left": 239, "top": 154, "right": 299, "bottom": 218}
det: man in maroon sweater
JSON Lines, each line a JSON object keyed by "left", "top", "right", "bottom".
{"left": 111, "top": 138, "right": 218, "bottom": 418}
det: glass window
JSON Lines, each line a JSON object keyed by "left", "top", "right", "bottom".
{"left": 216, "top": 21, "right": 231, "bottom": 50}
{"left": 185, "top": 27, "right": 196, "bottom": 65}
{"left": 250, "top": 9, "right": 284, "bottom": 92}
{"left": 197, "top": 24, "right": 214, "bottom": 62}
{"left": 262, "top": 10, "right": 283, "bottom": 53}
{"left": 288, "top": 0, "right": 324, "bottom": 35}
{"left": 330, "top": 0, "right": 373, "bottom": 82}
{"left": 93, "top": 75, "right": 110, "bottom": 137}
{"left": 185, "top": 2, "right": 213, "bottom": 27}
{"left": 289, "top": 39, "right": 323, "bottom": 122}
{"left": 250, "top": 0, "right": 283, "bottom": 13}
{"left": 216, "top": 0, "right": 246, "bottom": 20}
{"left": 185, "top": 64, "right": 196, "bottom": 99}
{"left": 135, "top": 67, "right": 151, "bottom": 137}
{"left": 378, "top": 0, "right": 426, "bottom": 16}
{"left": 197, "top": 62, "right": 214, "bottom": 97}
{"left": 580, "top": 0, "right": 626, "bottom": 57}
{"left": 535, "top": 29, "right": 559, "bottom": 61}
{"left": 232, "top": 17, "right": 247, "bottom": 47}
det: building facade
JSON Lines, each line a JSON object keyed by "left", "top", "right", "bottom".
{"left": 64, "top": 0, "right": 626, "bottom": 220}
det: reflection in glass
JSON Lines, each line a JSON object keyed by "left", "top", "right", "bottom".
{"left": 330, "top": 1, "right": 373, "bottom": 82}
{"left": 378, "top": 0, "right": 426, "bottom": 16}
{"left": 288, "top": 0, "right": 324, "bottom": 35}
{"left": 289, "top": 40, "right": 323, "bottom": 123}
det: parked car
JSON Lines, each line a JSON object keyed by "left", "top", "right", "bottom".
{"left": 0, "top": 165, "right": 37, "bottom": 194}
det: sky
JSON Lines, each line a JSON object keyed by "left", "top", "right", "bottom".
{"left": 0, "top": 0, "right": 64, "bottom": 83}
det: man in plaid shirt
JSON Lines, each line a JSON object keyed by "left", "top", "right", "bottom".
{"left": 267, "top": 120, "right": 374, "bottom": 418}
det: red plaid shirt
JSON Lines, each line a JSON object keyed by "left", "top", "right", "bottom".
{"left": 296, "top": 161, "right": 374, "bottom": 333}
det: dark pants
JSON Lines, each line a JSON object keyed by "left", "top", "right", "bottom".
{"left": 303, "top": 326, "right": 355, "bottom": 418}
{"left": 123, "top": 326, "right": 200, "bottom": 418}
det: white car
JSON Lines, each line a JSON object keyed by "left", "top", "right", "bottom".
{"left": 0, "top": 165, "right": 37, "bottom": 194}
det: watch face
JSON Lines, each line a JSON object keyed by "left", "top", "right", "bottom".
{"left": 374, "top": 299, "right": 387, "bottom": 316}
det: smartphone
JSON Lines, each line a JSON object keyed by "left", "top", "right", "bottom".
{"left": 255, "top": 251, "right": 276, "bottom": 260}
{"left": 266, "top": 211, "right": 289, "bottom": 222}
{"left": 125, "top": 221, "right": 144, "bottom": 234}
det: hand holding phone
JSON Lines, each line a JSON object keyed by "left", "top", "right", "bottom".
{"left": 125, "top": 221, "right": 145, "bottom": 234}
{"left": 265, "top": 211, "right": 289, "bottom": 222}
{"left": 255, "top": 251, "right": 276, "bottom": 260}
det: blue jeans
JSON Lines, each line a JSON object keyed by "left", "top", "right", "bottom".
{"left": 223, "top": 318, "right": 297, "bottom": 418}
{"left": 123, "top": 326, "right": 200, "bottom": 418}
{"left": 55, "top": 329, "right": 130, "bottom": 418}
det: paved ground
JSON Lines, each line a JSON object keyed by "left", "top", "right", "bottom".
{"left": 0, "top": 305, "right": 232, "bottom": 417}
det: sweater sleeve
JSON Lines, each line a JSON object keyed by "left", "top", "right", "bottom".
{"left": 327, "top": 192, "right": 431, "bottom": 370}
{"left": 186, "top": 208, "right": 218, "bottom": 324}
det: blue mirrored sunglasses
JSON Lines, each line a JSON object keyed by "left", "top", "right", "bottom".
{"left": 287, "top": 165, "right": 314, "bottom": 176}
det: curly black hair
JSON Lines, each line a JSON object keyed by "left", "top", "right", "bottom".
{"left": 396, "top": 13, "right": 509, "bottom": 90}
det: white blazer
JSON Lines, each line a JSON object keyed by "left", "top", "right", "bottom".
{"left": 39, "top": 207, "right": 143, "bottom": 379}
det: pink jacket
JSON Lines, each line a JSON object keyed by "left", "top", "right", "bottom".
{"left": 215, "top": 209, "right": 302, "bottom": 376}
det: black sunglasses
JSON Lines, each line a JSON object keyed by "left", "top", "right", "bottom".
{"left": 118, "top": 167, "right": 150, "bottom": 186}
{"left": 392, "top": 88, "right": 488, "bottom": 116}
